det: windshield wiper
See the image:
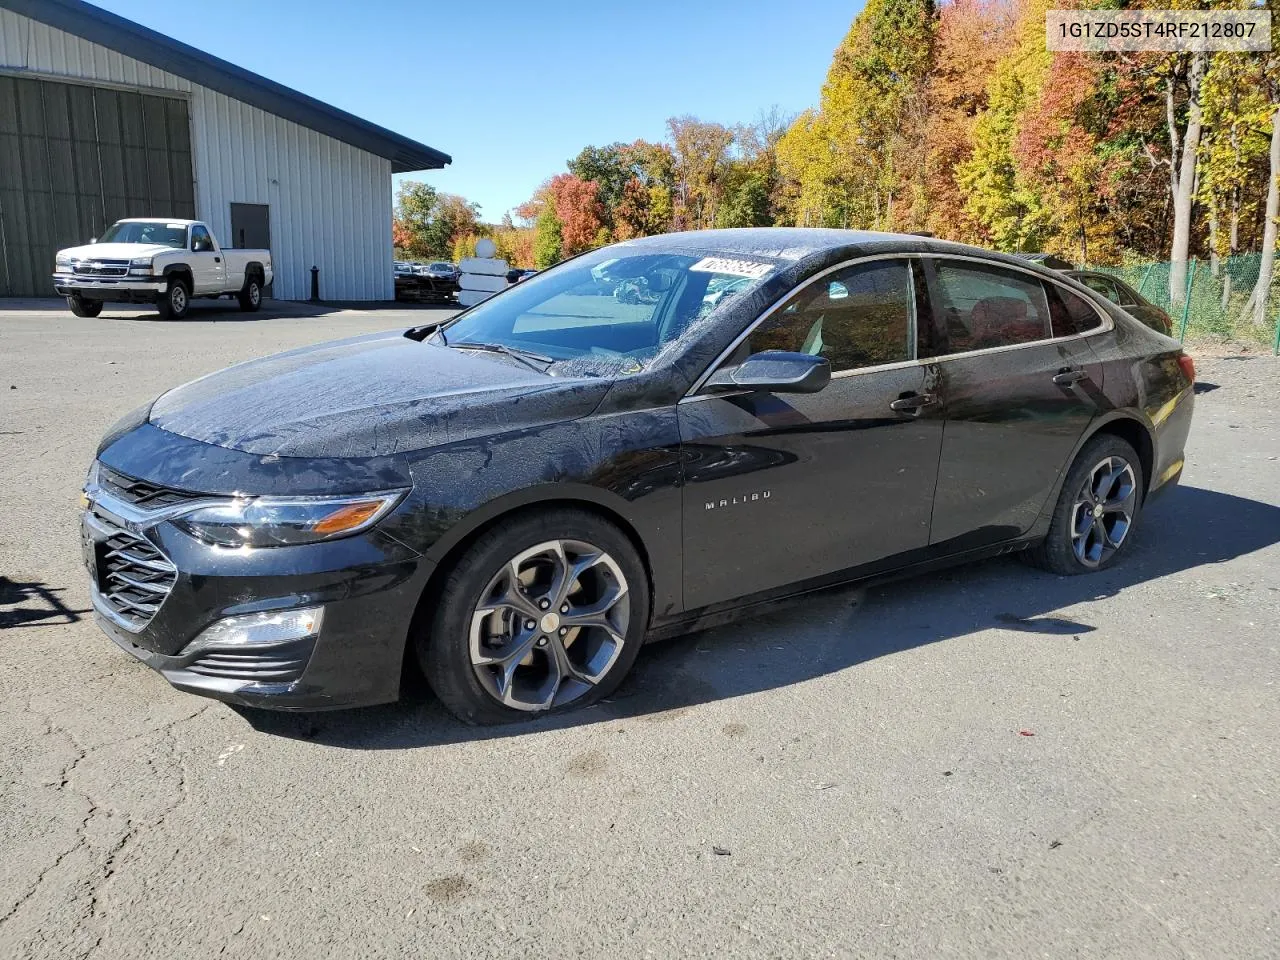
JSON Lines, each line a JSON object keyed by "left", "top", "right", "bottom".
{"left": 454, "top": 341, "right": 553, "bottom": 374}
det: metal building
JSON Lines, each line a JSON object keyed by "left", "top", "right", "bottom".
{"left": 0, "top": 0, "right": 449, "bottom": 300}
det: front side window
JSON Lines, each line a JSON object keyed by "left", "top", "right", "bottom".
{"left": 931, "top": 261, "right": 1050, "bottom": 353}
{"left": 439, "top": 247, "right": 781, "bottom": 375}
{"left": 190, "top": 225, "right": 212, "bottom": 252}
{"left": 746, "top": 261, "right": 913, "bottom": 372}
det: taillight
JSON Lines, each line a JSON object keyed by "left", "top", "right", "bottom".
{"left": 1177, "top": 353, "right": 1195, "bottom": 385}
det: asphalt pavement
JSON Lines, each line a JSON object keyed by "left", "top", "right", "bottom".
{"left": 1, "top": 300, "right": 1278, "bottom": 959}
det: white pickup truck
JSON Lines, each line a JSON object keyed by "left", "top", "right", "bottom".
{"left": 52, "top": 219, "right": 273, "bottom": 320}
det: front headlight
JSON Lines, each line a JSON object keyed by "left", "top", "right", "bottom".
{"left": 172, "top": 490, "right": 407, "bottom": 547}
{"left": 128, "top": 257, "right": 154, "bottom": 276}
{"left": 56, "top": 255, "right": 73, "bottom": 270}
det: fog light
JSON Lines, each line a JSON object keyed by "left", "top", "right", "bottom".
{"left": 192, "top": 606, "right": 324, "bottom": 648}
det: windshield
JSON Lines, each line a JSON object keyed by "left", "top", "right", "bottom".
{"left": 98, "top": 221, "right": 188, "bottom": 248}
{"left": 430, "top": 262, "right": 453, "bottom": 271}
{"left": 437, "top": 247, "right": 779, "bottom": 375}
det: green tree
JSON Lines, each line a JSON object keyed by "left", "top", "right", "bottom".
{"left": 533, "top": 203, "right": 563, "bottom": 269}
{"left": 718, "top": 172, "right": 773, "bottom": 228}
{"left": 394, "top": 181, "right": 481, "bottom": 261}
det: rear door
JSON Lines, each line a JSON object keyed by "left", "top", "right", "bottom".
{"left": 922, "top": 257, "right": 1108, "bottom": 549}
{"left": 678, "top": 257, "right": 945, "bottom": 610}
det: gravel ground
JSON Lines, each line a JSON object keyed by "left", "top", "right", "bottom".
{"left": 1, "top": 302, "right": 1278, "bottom": 959}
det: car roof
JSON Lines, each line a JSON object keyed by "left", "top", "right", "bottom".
{"left": 613, "top": 228, "right": 1060, "bottom": 269}
{"left": 116, "top": 218, "right": 199, "bottom": 225}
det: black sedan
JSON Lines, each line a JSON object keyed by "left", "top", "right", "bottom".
{"left": 83, "top": 230, "right": 1195, "bottom": 724}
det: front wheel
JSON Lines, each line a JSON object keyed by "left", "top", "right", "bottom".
{"left": 66, "top": 295, "right": 103, "bottom": 318}
{"left": 1026, "top": 434, "right": 1144, "bottom": 575}
{"left": 155, "top": 278, "right": 190, "bottom": 320}
{"left": 417, "top": 509, "right": 649, "bottom": 725}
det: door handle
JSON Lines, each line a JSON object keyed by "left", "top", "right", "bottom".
{"left": 889, "top": 392, "right": 937, "bottom": 413}
{"left": 214, "top": 257, "right": 221, "bottom": 263}
{"left": 1052, "top": 368, "right": 1087, "bottom": 385}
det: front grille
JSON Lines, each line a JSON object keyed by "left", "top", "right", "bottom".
{"left": 99, "top": 465, "right": 202, "bottom": 510}
{"left": 93, "top": 516, "right": 177, "bottom": 630}
{"left": 186, "top": 642, "right": 312, "bottom": 684}
{"left": 73, "top": 259, "right": 129, "bottom": 277}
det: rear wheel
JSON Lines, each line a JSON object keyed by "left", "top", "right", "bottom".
{"left": 1027, "top": 434, "right": 1144, "bottom": 575}
{"left": 156, "top": 277, "right": 190, "bottom": 320}
{"left": 417, "top": 509, "right": 649, "bottom": 725}
{"left": 66, "top": 295, "right": 102, "bottom": 318}
{"left": 238, "top": 274, "right": 263, "bottom": 312}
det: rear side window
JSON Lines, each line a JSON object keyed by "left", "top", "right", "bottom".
{"left": 1077, "top": 274, "right": 1120, "bottom": 304}
{"left": 930, "top": 261, "right": 1050, "bottom": 352}
{"left": 1048, "top": 284, "right": 1105, "bottom": 337}
{"left": 1112, "top": 280, "right": 1142, "bottom": 307}
{"left": 749, "top": 261, "right": 913, "bottom": 371}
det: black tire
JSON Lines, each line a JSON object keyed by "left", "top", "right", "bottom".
{"left": 238, "top": 274, "right": 263, "bottom": 312}
{"left": 156, "top": 277, "right": 190, "bottom": 320}
{"left": 417, "top": 508, "right": 650, "bottom": 725}
{"left": 1026, "top": 433, "right": 1144, "bottom": 575}
{"left": 66, "top": 295, "right": 103, "bottom": 318}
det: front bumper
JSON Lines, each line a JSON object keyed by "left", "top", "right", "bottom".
{"left": 54, "top": 274, "right": 164, "bottom": 301}
{"left": 82, "top": 485, "right": 432, "bottom": 711}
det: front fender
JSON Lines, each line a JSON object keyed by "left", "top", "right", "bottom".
{"left": 385, "top": 408, "right": 686, "bottom": 619}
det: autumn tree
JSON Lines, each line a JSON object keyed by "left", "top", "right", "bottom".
{"left": 957, "top": 22, "right": 1054, "bottom": 251}
{"left": 1199, "top": 52, "right": 1270, "bottom": 307}
{"left": 393, "top": 181, "right": 481, "bottom": 261}
{"left": 924, "top": 0, "right": 1015, "bottom": 242}
{"left": 777, "top": 0, "right": 936, "bottom": 231}
{"left": 666, "top": 116, "right": 735, "bottom": 229}
{"left": 546, "top": 174, "right": 605, "bottom": 256}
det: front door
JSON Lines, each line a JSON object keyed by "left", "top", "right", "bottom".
{"left": 921, "top": 257, "right": 1107, "bottom": 549}
{"left": 187, "top": 223, "right": 224, "bottom": 294}
{"left": 678, "top": 258, "right": 945, "bottom": 610}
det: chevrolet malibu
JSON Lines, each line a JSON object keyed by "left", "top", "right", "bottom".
{"left": 82, "top": 229, "right": 1195, "bottom": 724}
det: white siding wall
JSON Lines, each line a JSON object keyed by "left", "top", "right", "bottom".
{"left": 0, "top": 8, "right": 394, "bottom": 300}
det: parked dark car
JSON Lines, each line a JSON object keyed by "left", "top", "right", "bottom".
{"left": 1015, "top": 252, "right": 1076, "bottom": 270}
{"left": 83, "top": 229, "right": 1194, "bottom": 724}
{"left": 394, "top": 261, "right": 458, "bottom": 302}
{"left": 1065, "top": 269, "right": 1174, "bottom": 336}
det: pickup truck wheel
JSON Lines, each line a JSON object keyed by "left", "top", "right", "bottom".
{"left": 66, "top": 295, "right": 103, "bottom": 318}
{"left": 156, "top": 278, "right": 190, "bottom": 320}
{"left": 238, "top": 276, "right": 263, "bottom": 312}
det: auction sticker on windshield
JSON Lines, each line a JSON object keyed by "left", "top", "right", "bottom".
{"left": 689, "top": 257, "right": 775, "bottom": 279}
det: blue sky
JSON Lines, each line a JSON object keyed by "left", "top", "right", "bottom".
{"left": 89, "top": 0, "right": 863, "bottom": 222}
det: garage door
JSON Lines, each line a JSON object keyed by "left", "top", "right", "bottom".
{"left": 0, "top": 76, "right": 195, "bottom": 297}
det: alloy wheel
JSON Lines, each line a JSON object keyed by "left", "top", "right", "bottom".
{"left": 250, "top": 282, "right": 260, "bottom": 306}
{"left": 1071, "top": 455, "right": 1137, "bottom": 568}
{"left": 171, "top": 284, "right": 187, "bottom": 313}
{"left": 468, "top": 539, "right": 630, "bottom": 711}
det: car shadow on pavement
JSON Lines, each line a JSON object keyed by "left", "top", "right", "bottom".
{"left": 236, "top": 484, "right": 1280, "bottom": 748}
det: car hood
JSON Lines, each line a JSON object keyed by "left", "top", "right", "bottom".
{"left": 60, "top": 242, "right": 180, "bottom": 261}
{"left": 148, "top": 332, "right": 612, "bottom": 458}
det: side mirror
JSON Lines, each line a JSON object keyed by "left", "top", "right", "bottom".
{"left": 704, "top": 351, "right": 831, "bottom": 395}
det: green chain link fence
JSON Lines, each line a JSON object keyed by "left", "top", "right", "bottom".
{"left": 1082, "top": 254, "right": 1280, "bottom": 353}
